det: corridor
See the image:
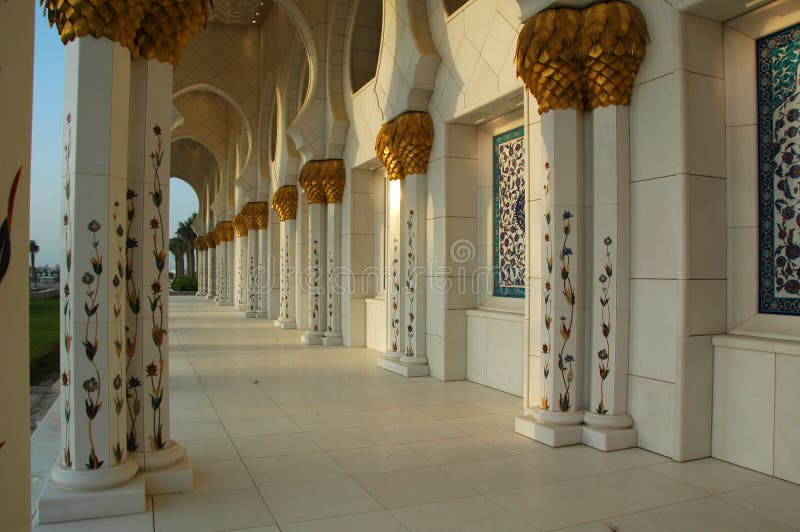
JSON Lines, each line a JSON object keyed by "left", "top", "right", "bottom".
{"left": 30, "top": 296, "right": 800, "bottom": 531}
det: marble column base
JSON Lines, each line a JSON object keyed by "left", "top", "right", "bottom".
{"left": 37, "top": 473, "right": 145, "bottom": 525}
{"left": 582, "top": 412, "right": 637, "bottom": 451}
{"left": 217, "top": 300, "right": 233, "bottom": 307}
{"left": 323, "top": 332, "right": 343, "bottom": 346}
{"left": 256, "top": 310, "right": 271, "bottom": 319}
{"left": 196, "top": 291, "right": 206, "bottom": 296}
{"left": 206, "top": 294, "right": 215, "bottom": 300}
{"left": 376, "top": 354, "right": 430, "bottom": 377}
{"left": 142, "top": 454, "right": 193, "bottom": 495}
{"left": 302, "top": 333, "right": 324, "bottom": 345}
{"left": 245, "top": 310, "right": 258, "bottom": 318}
{"left": 274, "top": 319, "right": 296, "bottom": 329}
{"left": 515, "top": 409, "right": 584, "bottom": 447}
{"left": 234, "top": 304, "right": 246, "bottom": 311}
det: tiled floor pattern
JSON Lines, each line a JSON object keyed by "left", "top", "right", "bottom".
{"left": 30, "top": 296, "right": 800, "bottom": 531}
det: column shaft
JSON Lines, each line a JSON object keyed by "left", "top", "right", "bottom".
{"left": 402, "top": 174, "right": 427, "bottom": 366}
{"left": 323, "top": 203, "right": 343, "bottom": 346}
{"left": 276, "top": 220, "right": 296, "bottom": 328}
{"left": 302, "top": 204, "right": 327, "bottom": 343}
{"left": 246, "top": 229, "right": 258, "bottom": 317}
{"left": 206, "top": 245, "right": 216, "bottom": 299}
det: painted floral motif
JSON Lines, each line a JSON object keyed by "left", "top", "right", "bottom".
{"left": 390, "top": 237, "right": 400, "bottom": 352}
{"left": 310, "top": 239, "right": 320, "bottom": 332}
{"left": 280, "top": 233, "right": 290, "bottom": 319}
{"left": 758, "top": 24, "right": 800, "bottom": 315}
{"left": 83, "top": 218, "right": 103, "bottom": 469}
{"left": 248, "top": 255, "right": 256, "bottom": 312}
{"left": 125, "top": 187, "right": 141, "bottom": 452}
{"left": 558, "top": 211, "right": 576, "bottom": 412}
{"left": 541, "top": 163, "right": 552, "bottom": 411}
{"left": 0, "top": 166, "right": 21, "bottom": 284}
{"left": 327, "top": 250, "right": 334, "bottom": 332}
{"left": 147, "top": 125, "right": 167, "bottom": 451}
{"left": 493, "top": 126, "right": 525, "bottom": 298}
{"left": 596, "top": 236, "right": 613, "bottom": 415}
{"left": 61, "top": 114, "right": 73, "bottom": 467}
{"left": 405, "top": 210, "right": 416, "bottom": 357}
{"left": 111, "top": 202, "right": 125, "bottom": 464}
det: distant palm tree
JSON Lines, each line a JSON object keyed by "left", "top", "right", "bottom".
{"left": 177, "top": 212, "right": 197, "bottom": 277}
{"left": 169, "top": 237, "right": 186, "bottom": 277}
{"left": 29, "top": 240, "right": 39, "bottom": 288}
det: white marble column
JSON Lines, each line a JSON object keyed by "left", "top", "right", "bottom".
{"left": 246, "top": 207, "right": 261, "bottom": 318}
{"left": 582, "top": 105, "right": 636, "bottom": 451}
{"left": 125, "top": 57, "right": 191, "bottom": 489}
{"left": 275, "top": 218, "right": 297, "bottom": 327}
{"left": 45, "top": 37, "right": 141, "bottom": 520}
{"left": 215, "top": 228, "right": 227, "bottom": 305}
{"left": 302, "top": 202, "right": 327, "bottom": 344}
{"left": 401, "top": 174, "right": 427, "bottom": 369}
{"left": 206, "top": 241, "right": 216, "bottom": 299}
{"left": 196, "top": 243, "right": 206, "bottom": 296}
{"left": 226, "top": 226, "right": 235, "bottom": 306}
{"left": 379, "top": 179, "right": 405, "bottom": 363}
{"left": 295, "top": 194, "right": 309, "bottom": 330}
{"left": 233, "top": 214, "right": 248, "bottom": 311}
{"left": 517, "top": 109, "right": 585, "bottom": 447}
{"left": 323, "top": 202, "right": 343, "bottom": 346}
{"left": 0, "top": 3, "right": 33, "bottom": 528}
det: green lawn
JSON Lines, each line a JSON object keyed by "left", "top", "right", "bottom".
{"left": 30, "top": 296, "right": 60, "bottom": 383}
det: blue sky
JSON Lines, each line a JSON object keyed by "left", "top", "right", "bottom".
{"left": 31, "top": 5, "right": 198, "bottom": 270}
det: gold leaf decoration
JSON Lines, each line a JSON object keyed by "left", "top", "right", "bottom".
{"left": 580, "top": 1, "right": 649, "bottom": 109}
{"left": 40, "top": 0, "right": 212, "bottom": 66}
{"left": 232, "top": 213, "right": 248, "bottom": 238}
{"left": 516, "top": 8, "right": 583, "bottom": 114}
{"left": 374, "top": 112, "right": 434, "bottom": 181}
{"left": 215, "top": 220, "right": 234, "bottom": 242}
{"left": 195, "top": 235, "right": 206, "bottom": 250}
{"left": 321, "top": 160, "right": 346, "bottom": 204}
{"left": 243, "top": 201, "right": 269, "bottom": 231}
{"left": 272, "top": 186, "right": 298, "bottom": 222}
{"left": 298, "top": 162, "right": 328, "bottom": 205}
{"left": 515, "top": 1, "right": 649, "bottom": 114}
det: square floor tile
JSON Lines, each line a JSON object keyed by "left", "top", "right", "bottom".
{"left": 33, "top": 511, "right": 154, "bottom": 532}
{"left": 330, "top": 444, "right": 434, "bottom": 475}
{"left": 153, "top": 488, "right": 274, "bottom": 532}
{"left": 392, "top": 495, "right": 536, "bottom": 532}
{"left": 182, "top": 437, "right": 239, "bottom": 464}
{"left": 280, "top": 511, "right": 407, "bottom": 532}
{"left": 645, "top": 458, "right": 774, "bottom": 494}
{"left": 720, "top": 481, "right": 800, "bottom": 529}
{"left": 258, "top": 477, "right": 381, "bottom": 523}
{"left": 244, "top": 452, "right": 347, "bottom": 486}
{"left": 356, "top": 466, "right": 478, "bottom": 509}
{"left": 193, "top": 459, "right": 254, "bottom": 492}
{"left": 222, "top": 416, "right": 301, "bottom": 438}
{"left": 232, "top": 432, "right": 320, "bottom": 459}
{"left": 636, "top": 496, "right": 795, "bottom": 531}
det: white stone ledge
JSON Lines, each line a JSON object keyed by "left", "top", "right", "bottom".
{"left": 713, "top": 333, "right": 800, "bottom": 357}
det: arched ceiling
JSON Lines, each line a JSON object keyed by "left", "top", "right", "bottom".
{"left": 209, "top": 0, "right": 273, "bottom": 24}
{"left": 171, "top": 90, "right": 236, "bottom": 173}
{"left": 170, "top": 138, "right": 217, "bottom": 202}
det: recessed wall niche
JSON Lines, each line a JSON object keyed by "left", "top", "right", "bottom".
{"left": 443, "top": 0, "right": 469, "bottom": 16}
{"left": 350, "top": 0, "right": 382, "bottom": 93}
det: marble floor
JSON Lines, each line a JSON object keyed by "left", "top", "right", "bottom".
{"left": 30, "top": 296, "right": 800, "bottom": 531}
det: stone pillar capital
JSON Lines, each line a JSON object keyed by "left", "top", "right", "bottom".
{"left": 272, "top": 185, "right": 298, "bottom": 221}
{"left": 375, "top": 112, "right": 433, "bottom": 181}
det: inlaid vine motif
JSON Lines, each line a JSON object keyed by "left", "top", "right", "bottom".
{"left": 111, "top": 202, "right": 125, "bottom": 464}
{"left": 147, "top": 125, "right": 168, "bottom": 451}
{"left": 541, "top": 163, "right": 553, "bottom": 411}
{"left": 237, "top": 244, "right": 244, "bottom": 307}
{"left": 83, "top": 218, "right": 103, "bottom": 469}
{"left": 62, "top": 113, "right": 73, "bottom": 467}
{"left": 390, "top": 237, "right": 400, "bottom": 352}
{"left": 218, "top": 247, "right": 224, "bottom": 300}
{"left": 557, "top": 210, "right": 576, "bottom": 412}
{"left": 596, "top": 236, "right": 613, "bottom": 415}
{"left": 248, "top": 255, "right": 256, "bottom": 312}
{"left": 310, "top": 239, "right": 320, "bottom": 332}
{"left": 0, "top": 163, "right": 20, "bottom": 453}
{"left": 280, "top": 233, "right": 290, "bottom": 319}
{"left": 125, "top": 187, "right": 141, "bottom": 452}
{"left": 405, "top": 210, "right": 416, "bottom": 358}
{"left": 327, "top": 249, "right": 334, "bottom": 332}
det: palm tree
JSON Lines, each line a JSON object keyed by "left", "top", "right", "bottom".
{"left": 29, "top": 240, "right": 39, "bottom": 288}
{"left": 177, "top": 213, "right": 197, "bottom": 277}
{"left": 169, "top": 237, "right": 186, "bottom": 277}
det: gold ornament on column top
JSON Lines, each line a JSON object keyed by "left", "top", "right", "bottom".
{"left": 321, "top": 160, "right": 345, "bottom": 204}
{"left": 245, "top": 202, "right": 269, "bottom": 231}
{"left": 40, "top": 0, "right": 212, "bottom": 66}
{"left": 374, "top": 112, "right": 433, "bottom": 181}
{"left": 215, "top": 220, "right": 234, "bottom": 242}
{"left": 272, "top": 185, "right": 298, "bottom": 222}
{"left": 195, "top": 235, "right": 206, "bottom": 250}
{"left": 515, "top": 1, "right": 648, "bottom": 114}
{"left": 233, "top": 213, "right": 248, "bottom": 238}
{"left": 207, "top": 232, "right": 218, "bottom": 247}
{"left": 298, "top": 162, "right": 328, "bottom": 205}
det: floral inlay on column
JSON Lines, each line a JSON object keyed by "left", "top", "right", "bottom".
{"left": 327, "top": 250, "right": 334, "bottom": 332}
{"left": 61, "top": 114, "right": 73, "bottom": 467}
{"left": 280, "top": 232, "right": 290, "bottom": 319}
{"left": 596, "top": 236, "right": 613, "bottom": 415}
{"left": 310, "top": 239, "right": 319, "bottom": 332}
{"left": 248, "top": 255, "right": 256, "bottom": 312}
{"left": 541, "top": 163, "right": 553, "bottom": 411}
{"left": 405, "top": 210, "right": 416, "bottom": 358}
{"left": 147, "top": 125, "right": 167, "bottom": 451}
{"left": 125, "top": 187, "right": 141, "bottom": 452}
{"left": 111, "top": 202, "right": 125, "bottom": 464}
{"left": 83, "top": 219, "right": 103, "bottom": 469}
{"left": 557, "top": 210, "right": 576, "bottom": 412}
{"left": 390, "top": 237, "right": 400, "bottom": 351}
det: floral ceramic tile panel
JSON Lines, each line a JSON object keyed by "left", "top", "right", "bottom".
{"left": 494, "top": 126, "right": 525, "bottom": 298}
{"left": 758, "top": 24, "right": 800, "bottom": 315}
